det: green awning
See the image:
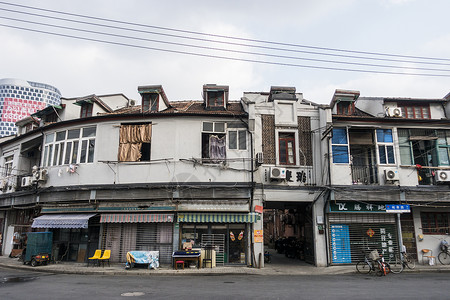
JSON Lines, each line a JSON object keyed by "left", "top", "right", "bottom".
{"left": 31, "top": 105, "right": 62, "bottom": 118}
{"left": 177, "top": 213, "right": 260, "bottom": 223}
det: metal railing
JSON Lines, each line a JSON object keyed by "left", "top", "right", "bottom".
{"left": 351, "top": 165, "right": 378, "bottom": 184}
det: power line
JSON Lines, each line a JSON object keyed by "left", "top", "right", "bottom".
{"left": 2, "top": 15, "right": 449, "bottom": 73}
{"left": 0, "top": 1, "right": 449, "bottom": 65}
{"left": 2, "top": 23, "right": 450, "bottom": 77}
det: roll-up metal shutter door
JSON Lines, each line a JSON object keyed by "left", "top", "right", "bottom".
{"left": 102, "top": 223, "right": 173, "bottom": 264}
{"left": 328, "top": 213, "right": 399, "bottom": 264}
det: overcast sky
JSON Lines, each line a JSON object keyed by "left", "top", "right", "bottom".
{"left": 1, "top": 0, "right": 449, "bottom": 104}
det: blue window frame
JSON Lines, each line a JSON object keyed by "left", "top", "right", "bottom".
{"left": 332, "top": 128, "right": 349, "bottom": 163}
{"left": 376, "top": 129, "right": 395, "bottom": 164}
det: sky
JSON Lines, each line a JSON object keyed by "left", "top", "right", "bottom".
{"left": 1, "top": 0, "right": 449, "bottom": 104}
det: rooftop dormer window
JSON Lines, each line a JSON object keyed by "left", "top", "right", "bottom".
{"left": 203, "top": 84, "right": 229, "bottom": 110}
{"left": 142, "top": 93, "right": 159, "bottom": 112}
{"left": 337, "top": 101, "right": 355, "bottom": 115}
{"left": 80, "top": 102, "right": 93, "bottom": 118}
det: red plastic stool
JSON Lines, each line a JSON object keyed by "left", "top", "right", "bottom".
{"left": 175, "top": 260, "right": 184, "bottom": 270}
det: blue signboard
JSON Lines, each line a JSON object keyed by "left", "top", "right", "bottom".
{"left": 330, "top": 224, "right": 351, "bottom": 263}
{"left": 385, "top": 204, "right": 410, "bottom": 213}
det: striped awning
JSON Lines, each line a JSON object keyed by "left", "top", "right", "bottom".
{"left": 100, "top": 213, "right": 174, "bottom": 223}
{"left": 31, "top": 214, "right": 96, "bottom": 229}
{"left": 177, "top": 213, "right": 260, "bottom": 223}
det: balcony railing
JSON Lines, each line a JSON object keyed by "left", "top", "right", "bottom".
{"left": 351, "top": 165, "right": 378, "bottom": 185}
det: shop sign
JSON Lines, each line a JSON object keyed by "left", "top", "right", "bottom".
{"left": 329, "top": 202, "right": 388, "bottom": 213}
{"left": 330, "top": 224, "right": 351, "bottom": 263}
{"left": 254, "top": 205, "right": 263, "bottom": 214}
{"left": 254, "top": 230, "right": 263, "bottom": 243}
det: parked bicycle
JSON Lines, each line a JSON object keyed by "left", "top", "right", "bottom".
{"left": 438, "top": 240, "right": 450, "bottom": 265}
{"left": 388, "top": 251, "right": 416, "bottom": 274}
{"left": 356, "top": 250, "right": 390, "bottom": 276}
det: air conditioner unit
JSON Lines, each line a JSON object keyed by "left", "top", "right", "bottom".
{"left": 435, "top": 170, "right": 450, "bottom": 182}
{"left": 256, "top": 152, "right": 264, "bottom": 165}
{"left": 386, "top": 107, "right": 402, "bottom": 117}
{"left": 38, "top": 169, "right": 48, "bottom": 182}
{"left": 384, "top": 168, "right": 400, "bottom": 181}
{"left": 21, "top": 176, "right": 33, "bottom": 187}
{"left": 270, "top": 167, "right": 286, "bottom": 179}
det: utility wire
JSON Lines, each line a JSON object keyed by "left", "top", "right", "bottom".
{"left": 1, "top": 1, "right": 450, "bottom": 63}
{"left": 0, "top": 1, "right": 450, "bottom": 64}
{"left": 2, "top": 23, "right": 450, "bottom": 77}
{"left": 2, "top": 15, "right": 449, "bottom": 73}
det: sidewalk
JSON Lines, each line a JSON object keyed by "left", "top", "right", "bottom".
{"left": 1, "top": 253, "right": 450, "bottom": 276}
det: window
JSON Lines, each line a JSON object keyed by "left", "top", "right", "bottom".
{"left": 278, "top": 132, "right": 296, "bottom": 165}
{"left": 206, "top": 91, "right": 224, "bottom": 108}
{"left": 142, "top": 93, "right": 158, "bottom": 112}
{"left": 376, "top": 129, "right": 395, "bottom": 164}
{"left": 336, "top": 101, "right": 355, "bottom": 115}
{"left": 43, "top": 127, "right": 96, "bottom": 166}
{"left": 229, "top": 130, "right": 247, "bottom": 150}
{"left": 332, "top": 128, "right": 349, "bottom": 163}
{"left": 80, "top": 103, "right": 93, "bottom": 118}
{"left": 3, "top": 155, "right": 13, "bottom": 176}
{"left": 400, "top": 105, "right": 430, "bottom": 119}
{"left": 202, "top": 122, "right": 226, "bottom": 162}
{"left": 437, "top": 130, "right": 450, "bottom": 166}
{"left": 421, "top": 212, "right": 449, "bottom": 234}
{"left": 118, "top": 124, "right": 152, "bottom": 162}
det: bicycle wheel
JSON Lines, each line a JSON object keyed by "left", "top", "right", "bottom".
{"left": 405, "top": 254, "right": 416, "bottom": 269}
{"left": 356, "top": 261, "right": 371, "bottom": 274}
{"left": 438, "top": 251, "right": 450, "bottom": 265}
{"left": 373, "top": 261, "right": 385, "bottom": 276}
{"left": 388, "top": 256, "right": 403, "bottom": 274}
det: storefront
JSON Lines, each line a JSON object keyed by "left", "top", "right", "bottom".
{"left": 177, "top": 212, "right": 259, "bottom": 265}
{"left": 31, "top": 213, "right": 100, "bottom": 262}
{"left": 100, "top": 213, "right": 174, "bottom": 264}
{"left": 327, "top": 201, "right": 402, "bottom": 264}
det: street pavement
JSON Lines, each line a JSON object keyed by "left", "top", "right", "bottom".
{"left": 1, "top": 249, "right": 449, "bottom": 276}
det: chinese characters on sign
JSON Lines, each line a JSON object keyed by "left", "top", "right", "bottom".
{"left": 330, "top": 224, "right": 351, "bottom": 263}
{"left": 1, "top": 98, "right": 46, "bottom": 122}
{"left": 379, "top": 227, "right": 395, "bottom": 260}
{"left": 285, "top": 170, "right": 307, "bottom": 183}
{"left": 329, "top": 202, "right": 388, "bottom": 213}
{"left": 254, "top": 230, "right": 263, "bottom": 243}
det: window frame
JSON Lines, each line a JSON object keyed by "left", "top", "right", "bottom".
{"left": 228, "top": 129, "right": 247, "bottom": 150}
{"left": 278, "top": 132, "right": 296, "bottom": 166}
{"left": 336, "top": 101, "right": 355, "bottom": 115}
{"left": 80, "top": 102, "right": 93, "bottom": 118}
{"left": 142, "top": 93, "right": 159, "bottom": 112}
{"left": 3, "top": 155, "right": 13, "bottom": 176}
{"left": 206, "top": 91, "right": 225, "bottom": 108}
{"left": 42, "top": 126, "right": 96, "bottom": 167}
{"left": 332, "top": 127, "right": 349, "bottom": 164}
{"left": 400, "top": 104, "right": 431, "bottom": 119}
{"left": 376, "top": 129, "right": 395, "bottom": 165}
{"left": 421, "top": 212, "right": 449, "bottom": 234}
{"left": 202, "top": 121, "right": 226, "bottom": 162}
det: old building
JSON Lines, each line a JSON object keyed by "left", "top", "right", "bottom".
{"left": 326, "top": 89, "right": 450, "bottom": 265}
{"left": 0, "top": 84, "right": 258, "bottom": 266}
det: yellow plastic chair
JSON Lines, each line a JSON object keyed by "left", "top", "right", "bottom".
{"left": 421, "top": 249, "right": 435, "bottom": 265}
{"left": 87, "top": 249, "right": 102, "bottom": 267}
{"left": 98, "top": 250, "right": 111, "bottom": 267}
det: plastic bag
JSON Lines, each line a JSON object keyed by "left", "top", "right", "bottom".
{"left": 429, "top": 257, "right": 435, "bottom": 266}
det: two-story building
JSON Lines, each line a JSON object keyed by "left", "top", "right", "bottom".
{"left": 0, "top": 84, "right": 258, "bottom": 266}
{"left": 326, "top": 89, "right": 450, "bottom": 265}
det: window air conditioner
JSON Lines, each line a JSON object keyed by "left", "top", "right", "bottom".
{"left": 384, "top": 168, "right": 399, "bottom": 181}
{"left": 270, "top": 167, "right": 286, "bottom": 179}
{"left": 435, "top": 170, "right": 450, "bottom": 183}
{"left": 386, "top": 107, "right": 402, "bottom": 117}
{"left": 21, "top": 176, "right": 34, "bottom": 187}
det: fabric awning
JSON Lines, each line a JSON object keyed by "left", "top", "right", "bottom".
{"left": 177, "top": 213, "right": 260, "bottom": 223}
{"left": 31, "top": 214, "right": 96, "bottom": 229}
{"left": 100, "top": 213, "right": 174, "bottom": 223}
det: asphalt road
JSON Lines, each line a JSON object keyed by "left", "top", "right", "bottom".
{"left": 1, "top": 267, "right": 449, "bottom": 300}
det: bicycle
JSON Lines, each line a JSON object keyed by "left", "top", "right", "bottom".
{"left": 388, "top": 251, "right": 416, "bottom": 274}
{"left": 356, "top": 250, "right": 390, "bottom": 276}
{"left": 438, "top": 240, "right": 450, "bottom": 265}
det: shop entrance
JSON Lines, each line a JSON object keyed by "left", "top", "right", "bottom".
{"left": 263, "top": 202, "right": 315, "bottom": 264}
{"left": 180, "top": 223, "right": 248, "bottom": 265}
